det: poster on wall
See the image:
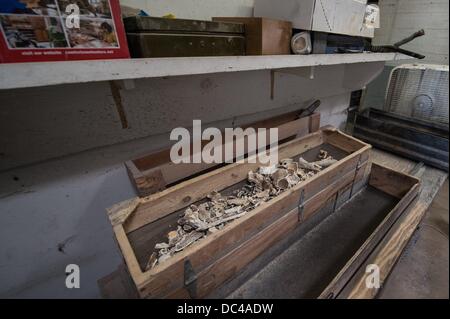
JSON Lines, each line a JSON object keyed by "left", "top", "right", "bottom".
{"left": 0, "top": 0, "right": 130, "bottom": 63}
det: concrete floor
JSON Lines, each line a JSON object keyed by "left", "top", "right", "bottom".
{"left": 379, "top": 179, "right": 449, "bottom": 299}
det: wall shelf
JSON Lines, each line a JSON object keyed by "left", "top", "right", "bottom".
{"left": 0, "top": 53, "right": 411, "bottom": 90}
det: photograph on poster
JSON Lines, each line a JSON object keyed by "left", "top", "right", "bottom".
{"left": 0, "top": 0, "right": 59, "bottom": 16}
{"left": 64, "top": 18, "right": 118, "bottom": 48}
{"left": 0, "top": 14, "right": 67, "bottom": 48}
{"left": 58, "top": 0, "right": 112, "bottom": 18}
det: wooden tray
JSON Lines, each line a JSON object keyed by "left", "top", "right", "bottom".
{"left": 125, "top": 111, "right": 321, "bottom": 197}
{"left": 107, "top": 127, "right": 375, "bottom": 298}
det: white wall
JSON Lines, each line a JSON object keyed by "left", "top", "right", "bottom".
{"left": 120, "top": 0, "right": 255, "bottom": 19}
{"left": 362, "top": 0, "right": 449, "bottom": 109}
{"left": 374, "top": 0, "right": 449, "bottom": 65}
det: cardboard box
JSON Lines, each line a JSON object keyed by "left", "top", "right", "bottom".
{"left": 212, "top": 17, "right": 292, "bottom": 55}
{"left": 0, "top": 0, "right": 129, "bottom": 63}
{"left": 254, "top": 0, "right": 375, "bottom": 38}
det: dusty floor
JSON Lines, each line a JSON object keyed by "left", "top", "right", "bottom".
{"left": 379, "top": 179, "right": 449, "bottom": 299}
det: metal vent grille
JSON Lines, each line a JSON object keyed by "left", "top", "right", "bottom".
{"left": 385, "top": 64, "right": 449, "bottom": 125}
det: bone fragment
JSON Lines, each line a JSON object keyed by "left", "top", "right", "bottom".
{"left": 298, "top": 157, "right": 322, "bottom": 172}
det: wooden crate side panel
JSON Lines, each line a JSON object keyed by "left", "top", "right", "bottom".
{"left": 369, "top": 163, "right": 420, "bottom": 199}
{"left": 260, "top": 19, "right": 292, "bottom": 55}
{"left": 112, "top": 225, "right": 145, "bottom": 285}
{"left": 309, "top": 112, "right": 321, "bottom": 133}
{"left": 324, "top": 128, "right": 371, "bottom": 154}
{"left": 340, "top": 202, "right": 428, "bottom": 299}
{"left": 128, "top": 112, "right": 320, "bottom": 196}
{"left": 130, "top": 110, "right": 315, "bottom": 172}
{"left": 141, "top": 116, "right": 311, "bottom": 190}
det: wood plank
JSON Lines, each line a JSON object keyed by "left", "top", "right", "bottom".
{"left": 131, "top": 108, "right": 308, "bottom": 171}
{"left": 0, "top": 53, "right": 412, "bottom": 90}
{"left": 123, "top": 131, "right": 325, "bottom": 233}
{"left": 342, "top": 203, "right": 428, "bottom": 299}
{"left": 128, "top": 111, "right": 321, "bottom": 196}
{"left": 165, "top": 205, "right": 299, "bottom": 298}
{"left": 309, "top": 112, "right": 321, "bottom": 133}
{"left": 369, "top": 163, "right": 420, "bottom": 199}
{"left": 140, "top": 116, "right": 311, "bottom": 190}
{"left": 323, "top": 127, "right": 371, "bottom": 155}
{"left": 370, "top": 149, "right": 417, "bottom": 173}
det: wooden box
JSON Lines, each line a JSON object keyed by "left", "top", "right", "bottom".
{"left": 212, "top": 17, "right": 292, "bottom": 55}
{"left": 106, "top": 128, "right": 388, "bottom": 298}
{"left": 254, "top": 0, "right": 375, "bottom": 38}
{"left": 125, "top": 111, "right": 321, "bottom": 197}
{"left": 124, "top": 16, "right": 245, "bottom": 58}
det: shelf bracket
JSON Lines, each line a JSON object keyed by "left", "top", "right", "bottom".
{"left": 275, "top": 66, "right": 316, "bottom": 79}
{"left": 109, "top": 80, "right": 129, "bottom": 129}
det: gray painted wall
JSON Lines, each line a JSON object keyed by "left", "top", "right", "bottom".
{"left": 120, "top": 0, "right": 255, "bottom": 19}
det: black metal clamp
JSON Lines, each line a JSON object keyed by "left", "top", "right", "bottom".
{"left": 366, "top": 29, "right": 426, "bottom": 59}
